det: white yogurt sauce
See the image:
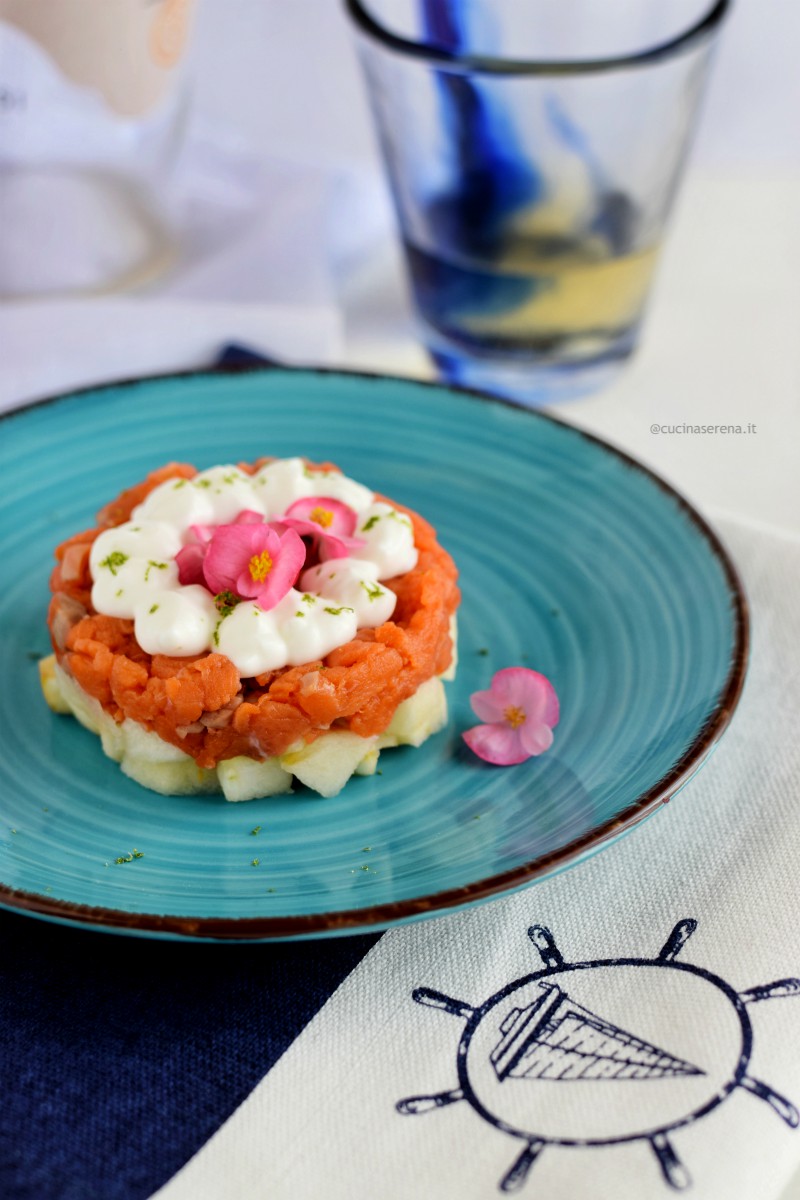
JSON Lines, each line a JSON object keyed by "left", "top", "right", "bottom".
{"left": 89, "top": 459, "right": 418, "bottom": 675}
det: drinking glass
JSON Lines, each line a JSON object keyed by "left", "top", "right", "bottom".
{"left": 345, "top": 0, "right": 730, "bottom": 404}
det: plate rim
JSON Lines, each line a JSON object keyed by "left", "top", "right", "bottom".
{"left": 0, "top": 366, "right": 750, "bottom": 939}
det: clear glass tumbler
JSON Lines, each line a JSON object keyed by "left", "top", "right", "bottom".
{"left": 345, "top": 0, "right": 730, "bottom": 404}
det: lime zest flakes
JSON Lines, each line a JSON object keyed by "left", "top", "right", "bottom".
{"left": 115, "top": 588, "right": 123, "bottom": 598}
{"left": 324, "top": 605, "right": 354, "bottom": 617}
{"left": 144, "top": 560, "right": 168, "bottom": 582}
{"left": 196, "top": 479, "right": 212, "bottom": 489}
{"left": 301, "top": 593, "right": 317, "bottom": 605}
{"left": 360, "top": 581, "right": 384, "bottom": 602}
{"left": 114, "top": 848, "right": 144, "bottom": 864}
{"left": 361, "top": 514, "right": 381, "bottom": 532}
{"left": 361, "top": 846, "right": 372, "bottom": 852}
{"left": 295, "top": 610, "right": 306, "bottom": 619}
{"left": 148, "top": 603, "right": 159, "bottom": 614}
{"left": 222, "top": 472, "right": 239, "bottom": 484}
{"left": 172, "top": 479, "right": 187, "bottom": 490}
{"left": 250, "top": 825, "right": 262, "bottom": 836}
{"left": 99, "top": 550, "right": 128, "bottom": 576}
{"left": 387, "top": 509, "right": 411, "bottom": 526}
{"left": 214, "top": 590, "right": 240, "bottom": 617}
{"left": 251, "top": 858, "right": 260, "bottom": 867}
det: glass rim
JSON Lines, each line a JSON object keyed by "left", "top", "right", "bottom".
{"left": 344, "top": 0, "right": 730, "bottom": 76}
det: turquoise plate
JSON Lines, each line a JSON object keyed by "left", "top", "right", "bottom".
{"left": 0, "top": 370, "right": 747, "bottom": 940}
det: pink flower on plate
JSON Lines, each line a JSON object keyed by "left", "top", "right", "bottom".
{"left": 273, "top": 496, "right": 365, "bottom": 561}
{"left": 175, "top": 510, "right": 266, "bottom": 587}
{"left": 202, "top": 520, "right": 305, "bottom": 611}
{"left": 463, "top": 667, "right": 559, "bottom": 765}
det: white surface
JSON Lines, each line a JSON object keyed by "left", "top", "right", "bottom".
{"left": 0, "top": 300, "right": 341, "bottom": 413}
{"left": 156, "top": 517, "right": 800, "bottom": 1200}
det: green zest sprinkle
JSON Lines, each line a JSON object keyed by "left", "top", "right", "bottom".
{"left": 114, "top": 848, "right": 144, "bottom": 864}
{"left": 196, "top": 479, "right": 212, "bottom": 488}
{"left": 222, "top": 473, "right": 239, "bottom": 484}
{"left": 251, "top": 858, "right": 260, "bottom": 867}
{"left": 144, "top": 560, "right": 168, "bottom": 582}
{"left": 172, "top": 479, "right": 187, "bottom": 489}
{"left": 214, "top": 590, "right": 241, "bottom": 617}
{"left": 99, "top": 551, "right": 128, "bottom": 576}
{"left": 361, "top": 846, "right": 372, "bottom": 852}
{"left": 361, "top": 515, "right": 381, "bottom": 532}
{"left": 324, "top": 606, "right": 354, "bottom": 617}
{"left": 360, "top": 581, "right": 384, "bottom": 602}
{"left": 115, "top": 589, "right": 123, "bottom": 598}
{"left": 212, "top": 621, "right": 221, "bottom": 648}
{"left": 387, "top": 510, "right": 411, "bottom": 525}
{"left": 149, "top": 604, "right": 159, "bottom": 614}
{"left": 250, "top": 825, "right": 262, "bottom": 836}
{"left": 301, "top": 593, "right": 317, "bottom": 605}
{"left": 295, "top": 610, "right": 305, "bottom": 618}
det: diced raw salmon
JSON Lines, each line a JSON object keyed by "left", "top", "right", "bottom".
{"left": 48, "top": 461, "right": 459, "bottom": 769}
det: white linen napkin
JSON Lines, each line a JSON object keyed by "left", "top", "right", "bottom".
{"left": 153, "top": 515, "right": 800, "bottom": 1200}
{"left": 0, "top": 298, "right": 341, "bottom": 415}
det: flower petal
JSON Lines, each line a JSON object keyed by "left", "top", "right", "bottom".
{"left": 273, "top": 517, "right": 365, "bottom": 563}
{"left": 491, "top": 667, "right": 559, "bottom": 726}
{"left": 233, "top": 509, "right": 265, "bottom": 525}
{"left": 188, "top": 523, "right": 215, "bottom": 545}
{"left": 462, "top": 723, "right": 530, "bottom": 765}
{"left": 470, "top": 688, "right": 506, "bottom": 724}
{"left": 253, "top": 528, "right": 306, "bottom": 611}
{"left": 285, "top": 496, "right": 359, "bottom": 537}
{"left": 175, "top": 543, "right": 207, "bottom": 586}
{"left": 519, "top": 720, "right": 555, "bottom": 757}
{"left": 317, "top": 533, "right": 366, "bottom": 561}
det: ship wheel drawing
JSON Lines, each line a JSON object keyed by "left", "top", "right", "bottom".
{"left": 397, "top": 920, "right": 800, "bottom": 1192}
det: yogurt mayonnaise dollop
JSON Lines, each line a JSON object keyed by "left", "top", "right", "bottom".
{"left": 89, "top": 459, "right": 418, "bottom": 675}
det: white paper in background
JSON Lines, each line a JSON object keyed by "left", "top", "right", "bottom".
{"left": 0, "top": 300, "right": 342, "bottom": 415}
{"left": 155, "top": 519, "right": 800, "bottom": 1200}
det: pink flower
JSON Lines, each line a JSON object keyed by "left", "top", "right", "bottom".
{"left": 175, "top": 510, "right": 267, "bottom": 587}
{"left": 273, "top": 496, "right": 365, "bottom": 561}
{"left": 202, "top": 520, "right": 305, "bottom": 610}
{"left": 463, "top": 667, "right": 559, "bottom": 766}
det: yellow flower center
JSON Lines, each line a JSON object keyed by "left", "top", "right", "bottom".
{"left": 309, "top": 506, "right": 334, "bottom": 529}
{"left": 504, "top": 705, "right": 526, "bottom": 730}
{"left": 248, "top": 550, "right": 273, "bottom": 583}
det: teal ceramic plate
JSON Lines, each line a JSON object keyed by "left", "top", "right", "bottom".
{"left": 0, "top": 370, "right": 747, "bottom": 940}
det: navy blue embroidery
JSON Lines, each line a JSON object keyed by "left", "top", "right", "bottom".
{"left": 397, "top": 920, "right": 800, "bottom": 1193}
